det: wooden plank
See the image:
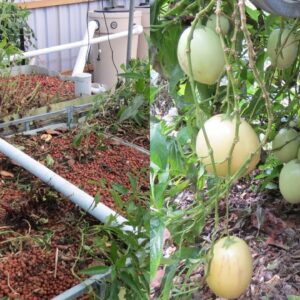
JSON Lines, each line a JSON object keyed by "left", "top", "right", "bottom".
{"left": 17, "top": 0, "right": 96, "bottom": 10}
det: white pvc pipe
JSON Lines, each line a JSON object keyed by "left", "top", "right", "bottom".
{"left": 72, "top": 21, "right": 99, "bottom": 76}
{"left": 10, "top": 25, "right": 143, "bottom": 62}
{"left": 0, "top": 138, "right": 133, "bottom": 232}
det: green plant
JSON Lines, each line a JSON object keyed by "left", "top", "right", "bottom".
{"left": 79, "top": 175, "right": 150, "bottom": 299}
{"left": 117, "top": 59, "right": 150, "bottom": 126}
{"left": 0, "top": 1, "right": 35, "bottom": 49}
{"left": 150, "top": 0, "right": 300, "bottom": 298}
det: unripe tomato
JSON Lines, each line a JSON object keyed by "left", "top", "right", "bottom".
{"left": 206, "top": 14, "right": 230, "bottom": 35}
{"left": 206, "top": 236, "right": 253, "bottom": 299}
{"left": 177, "top": 26, "right": 225, "bottom": 85}
{"left": 267, "top": 29, "right": 298, "bottom": 69}
{"left": 272, "top": 128, "right": 300, "bottom": 163}
{"left": 196, "top": 114, "right": 261, "bottom": 177}
{"left": 279, "top": 159, "right": 300, "bottom": 204}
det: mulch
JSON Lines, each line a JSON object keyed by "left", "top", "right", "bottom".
{"left": 0, "top": 74, "right": 75, "bottom": 118}
{"left": 0, "top": 129, "right": 149, "bottom": 299}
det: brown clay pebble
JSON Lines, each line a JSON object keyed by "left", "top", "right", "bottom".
{"left": 0, "top": 131, "right": 149, "bottom": 299}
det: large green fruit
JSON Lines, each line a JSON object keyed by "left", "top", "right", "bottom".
{"left": 196, "top": 114, "right": 261, "bottom": 177}
{"left": 206, "top": 236, "right": 253, "bottom": 299}
{"left": 206, "top": 14, "right": 230, "bottom": 35}
{"left": 272, "top": 128, "right": 300, "bottom": 163}
{"left": 279, "top": 159, "right": 300, "bottom": 204}
{"left": 267, "top": 29, "right": 298, "bottom": 69}
{"left": 177, "top": 26, "right": 225, "bottom": 85}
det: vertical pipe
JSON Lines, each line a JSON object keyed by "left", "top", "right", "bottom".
{"left": 72, "top": 20, "right": 99, "bottom": 76}
{"left": 126, "top": 0, "right": 135, "bottom": 66}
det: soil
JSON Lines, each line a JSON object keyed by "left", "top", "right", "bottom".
{"left": 0, "top": 129, "right": 149, "bottom": 299}
{"left": 0, "top": 74, "right": 75, "bottom": 119}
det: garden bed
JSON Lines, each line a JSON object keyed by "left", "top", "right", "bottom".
{"left": 0, "top": 128, "right": 149, "bottom": 299}
{"left": 0, "top": 73, "right": 75, "bottom": 119}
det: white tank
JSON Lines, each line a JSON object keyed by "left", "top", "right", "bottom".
{"left": 89, "top": 9, "right": 142, "bottom": 90}
{"left": 135, "top": 5, "right": 150, "bottom": 59}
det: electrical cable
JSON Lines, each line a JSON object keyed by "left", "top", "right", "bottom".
{"left": 101, "top": 0, "right": 119, "bottom": 77}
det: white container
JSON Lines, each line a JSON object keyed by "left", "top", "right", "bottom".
{"left": 89, "top": 9, "right": 142, "bottom": 90}
{"left": 73, "top": 73, "right": 92, "bottom": 97}
{"left": 91, "top": 82, "right": 106, "bottom": 94}
{"left": 135, "top": 5, "right": 150, "bottom": 59}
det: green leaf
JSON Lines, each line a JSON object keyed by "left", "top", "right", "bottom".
{"left": 110, "top": 189, "right": 124, "bottom": 209}
{"left": 118, "top": 72, "right": 143, "bottom": 80}
{"left": 150, "top": 123, "right": 168, "bottom": 170}
{"left": 150, "top": 86, "right": 158, "bottom": 105}
{"left": 112, "top": 183, "right": 129, "bottom": 195}
{"left": 119, "top": 95, "right": 145, "bottom": 123}
{"left": 93, "top": 192, "right": 101, "bottom": 206}
{"left": 150, "top": 216, "right": 165, "bottom": 281}
{"left": 120, "top": 271, "right": 148, "bottom": 299}
{"left": 168, "top": 140, "right": 184, "bottom": 175}
{"left": 246, "top": 6, "right": 259, "bottom": 22}
{"left": 128, "top": 173, "right": 137, "bottom": 193}
{"left": 45, "top": 154, "right": 55, "bottom": 168}
{"left": 110, "top": 241, "right": 118, "bottom": 264}
{"left": 159, "top": 263, "right": 178, "bottom": 300}
{"left": 108, "top": 277, "right": 119, "bottom": 300}
{"left": 288, "top": 296, "right": 300, "bottom": 300}
{"left": 80, "top": 265, "right": 110, "bottom": 275}
{"left": 152, "top": 168, "right": 169, "bottom": 209}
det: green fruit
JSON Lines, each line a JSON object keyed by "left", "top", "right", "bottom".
{"left": 267, "top": 29, "right": 298, "bottom": 69}
{"left": 206, "top": 236, "right": 253, "bottom": 299}
{"left": 177, "top": 26, "right": 225, "bottom": 85}
{"left": 279, "top": 159, "right": 300, "bottom": 204}
{"left": 206, "top": 14, "right": 230, "bottom": 35}
{"left": 272, "top": 128, "right": 300, "bottom": 163}
{"left": 196, "top": 114, "right": 261, "bottom": 177}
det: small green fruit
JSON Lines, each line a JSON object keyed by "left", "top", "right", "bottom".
{"left": 272, "top": 128, "right": 300, "bottom": 163}
{"left": 177, "top": 26, "right": 225, "bottom": 85}
{"left": 279, "top": 159, "right": 300, "bottom": 204}
{"left": 206, "top": 14, "right": 230, "bottom": 35}
{"left": 267, "top": 29, "right": 298, "bottom": 69}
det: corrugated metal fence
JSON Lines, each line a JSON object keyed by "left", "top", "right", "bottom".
{"left": 15, "top": 0, "right": 142, "bottom": 72}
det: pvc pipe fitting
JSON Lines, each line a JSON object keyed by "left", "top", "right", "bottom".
{"left": 73, "top": 73, "right": 92, "bottom": 97}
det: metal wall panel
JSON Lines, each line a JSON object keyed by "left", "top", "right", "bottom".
{"left": 17, "top": 0, "right": 142, "bottom": 72}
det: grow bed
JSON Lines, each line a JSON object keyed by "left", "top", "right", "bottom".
{"left": 0, "top": 73, "right": 75, "bottom": 119}
{"left": 0, "top": 129, "right": 148, "bottom": 299}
